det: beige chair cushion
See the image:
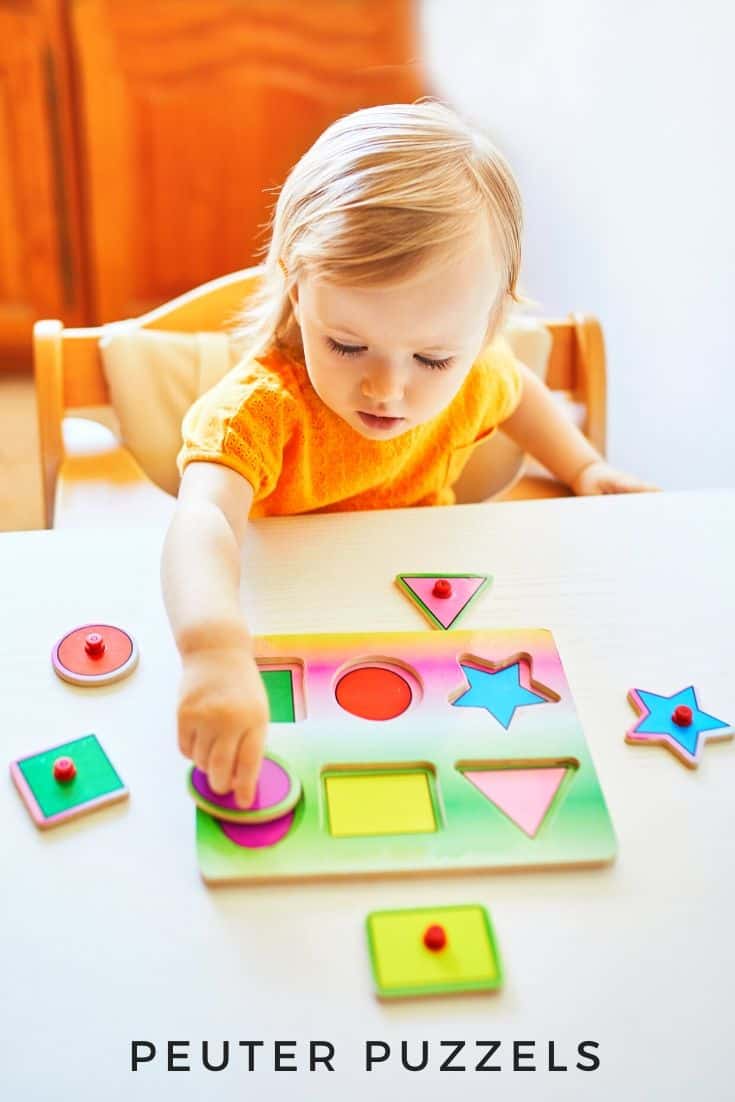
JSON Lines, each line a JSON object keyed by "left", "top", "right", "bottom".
{"left": 99, "top": 318, "right": 557, "bottom": 500}
{"left": 100, "top": 327, "right": 237, "bottom": 495}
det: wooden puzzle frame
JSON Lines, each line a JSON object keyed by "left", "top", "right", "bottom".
{"left": 195, "top": 628, "right": 617, "bottom": 885}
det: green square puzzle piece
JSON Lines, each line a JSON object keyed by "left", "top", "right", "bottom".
{"left": 11, "top": 734, "right": 127, "bottom": 829}
{"left": 366, "top": 904, "right": 503, "bottom": 998}
{"left": 260, "top": 668, "right": 296, "bottom": 722}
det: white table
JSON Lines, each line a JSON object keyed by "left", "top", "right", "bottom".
{"left": 1, "top": 490, "right": 734, "bottom": 1101}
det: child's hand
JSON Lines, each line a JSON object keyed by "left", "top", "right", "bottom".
{"left": 177, "top": 645, "right": 269, "bottom": 808}
{"left": 571, "top": 459, "right": 659, "bottom": 496}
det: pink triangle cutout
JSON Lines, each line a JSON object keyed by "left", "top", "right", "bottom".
{"left": 463, "top": 767, "right": 567, "bottom": 838}
{"left": 401, "top": 576, "right": 487, "bottom": 629}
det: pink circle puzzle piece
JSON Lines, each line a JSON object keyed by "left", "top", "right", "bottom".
{"left": 192, "top": 757, "right": 290, "bottom": 810}
{"left": 188, "top": 755, "right": 302, "bottom": 824}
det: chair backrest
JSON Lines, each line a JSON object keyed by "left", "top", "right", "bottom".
{"left": 33, "top": 264, "right": 606, "bottom": 526}
{"left": 33, "top": 267, "right": 263, "bottom": 525}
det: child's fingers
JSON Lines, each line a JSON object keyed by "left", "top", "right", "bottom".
{"left": 605, "top": 477, "right": 658, "bottom": 494}
{"left": 177, "top": 714, "right": 196, "bottom": 759}
{"left": 190, "top": 726, "right": 218, "bottom": 776}
{"left": 207, "top": 735, "right": 243, "bottom": 796}
{"left": 232, "top": 725, "right": 268, "bottom": 808}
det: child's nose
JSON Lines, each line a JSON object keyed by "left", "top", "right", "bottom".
{"left": 360, "top": 363, "right": 405, "bottom": 404}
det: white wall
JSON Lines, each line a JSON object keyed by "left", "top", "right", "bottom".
{"left": 421, "top": 0, "right": 735, "bottom": 488}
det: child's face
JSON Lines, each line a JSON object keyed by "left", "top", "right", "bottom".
{"left": 289, "top": 229, "right": 504, "bottom": 439}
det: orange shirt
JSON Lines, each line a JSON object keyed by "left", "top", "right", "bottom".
{"left": 178, "top": 339, "right": 522, "bottom": 516}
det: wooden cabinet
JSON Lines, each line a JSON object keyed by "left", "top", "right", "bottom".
{"left": 1, "top": 0, "right": 425, "bottom": 366}
{"left": 0, "top": 0, "right": 88, "bottom": 364}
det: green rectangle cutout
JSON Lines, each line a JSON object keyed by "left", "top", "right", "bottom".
{"left": 260, "top": 668, "right": 295, "bottom": 723}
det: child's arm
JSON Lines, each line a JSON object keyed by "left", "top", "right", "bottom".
{"left": 501, "top": 364, "right": 657, "bottom": 493}
{"left": 161, "top": 462, "right": 269, "bottom": 808}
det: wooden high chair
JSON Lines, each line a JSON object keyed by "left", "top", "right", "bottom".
{"left": 33, "top": 267, "right": 606, "bottom": 528}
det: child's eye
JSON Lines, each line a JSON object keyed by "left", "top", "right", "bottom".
{"left": 415, "top": 354, "right": 454, "bottom": 371}
{"left": 326, "top": 336, "right": 453, "bottom": 371}
{"left": 326, "top": 337, "right": 364, "bottom": 358}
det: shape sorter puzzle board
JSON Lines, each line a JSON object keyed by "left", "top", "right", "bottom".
{"left": 195, "top": 629, "right": 617, "bottom": 885}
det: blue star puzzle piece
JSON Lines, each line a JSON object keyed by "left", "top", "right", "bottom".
{"left": 452, "top": 660, "right": 548, "bottom": 729}
{"left": 626, "top": 685, "right": 733, "bottom": 767}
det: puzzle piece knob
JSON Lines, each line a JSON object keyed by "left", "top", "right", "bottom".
{"left": 423, "top": 924, "right": 447, "bottom": 951}
{"left": 432, "top": 579, "right": 453, "bottom": 599}
{"left": 672, "top": 705, "right": 693, "bottom": 727}
{"left": 84, "top": 632, "right": 106, "bottom": 658}
{"left": 53, "top": 756, "right": 77, "bottom": 783}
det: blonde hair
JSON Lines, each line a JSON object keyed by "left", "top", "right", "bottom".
{"left": 232, "top": 99, "right": 523, "bottom": 361}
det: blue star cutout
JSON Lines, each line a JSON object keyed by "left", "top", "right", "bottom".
{"left": 627, "top": 686, "right": 732, "bottom": 766}
{"left": 452, "top": 660, "right": 549, "bottom": 729}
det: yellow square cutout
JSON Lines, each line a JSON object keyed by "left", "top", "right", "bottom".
{"left": 324, "top": 769, "right": 437, "bottom": 838}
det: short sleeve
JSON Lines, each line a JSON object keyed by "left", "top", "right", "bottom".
{"left": 177, "top": 361, "right": 297, "bottom": 500}
{"left": 478, "top": 335, "right": 524, "bottom": 429}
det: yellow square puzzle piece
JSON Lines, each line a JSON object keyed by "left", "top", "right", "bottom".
{"left": 366, "top": 904, "right": 502, "bottom": 998}
{"left": 324, "top": 769, "right": 437, "bottom": 838}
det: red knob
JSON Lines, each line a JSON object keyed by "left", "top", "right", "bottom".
{"left": 432, "top": 579, "right": 453, "bottom": 599}
{"left": 53, "top": 756, "right": 77, "bottom": 783}
{"left": 84, "top": 632, "right": 106, "bottom": 658}
{"left": 672, "top": 705, "right": 693, "bottom": 727}
{"left": 423, "top": 924, "right": 447, "bottom": 951}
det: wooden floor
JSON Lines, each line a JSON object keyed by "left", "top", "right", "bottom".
{"left": 0, "top": 372, "right": 44, "bottom": 531}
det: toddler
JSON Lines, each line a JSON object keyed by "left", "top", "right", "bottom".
{"left": 162, "top": 100, "right": 653, "bottom": 807}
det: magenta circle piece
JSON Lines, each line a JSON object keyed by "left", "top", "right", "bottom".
{"left": 191, "top": 757, "right": 291, "bottom": 813}
{"left": 220, "top": 810, "right": 295, "bottom": 849}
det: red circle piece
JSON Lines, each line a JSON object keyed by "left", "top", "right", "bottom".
{"left": 56, "top": 624, "right": 133, "bottom": 678}
{"left": 335, "top": 665, "right": 413, "bottom": 721}
{"left": 432, "top": 579, "right": 453, "bottom": 599}
{"left": 423, "top": 924, "right": 447, "bottom": 952}
{"left": 53, "top": 756, "right": 77, "bottom": 783}
{"left": 672, "top": 705, "right": 693, "bottom": 727}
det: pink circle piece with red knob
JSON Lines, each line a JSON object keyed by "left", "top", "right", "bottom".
{"left": 672, "top": 705, "right": 693, "bottom": 727}
{"left": 52, "top": 624, "right": 139, "bottom": 686}
{"left": 432, "top": 579, "right": 453, "bottom": 599}
{"left": 53, "top": 756, "right": 77, "bottom": 783}
{"left": 423, "top": 924, "right": 448, "bottom": 951}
